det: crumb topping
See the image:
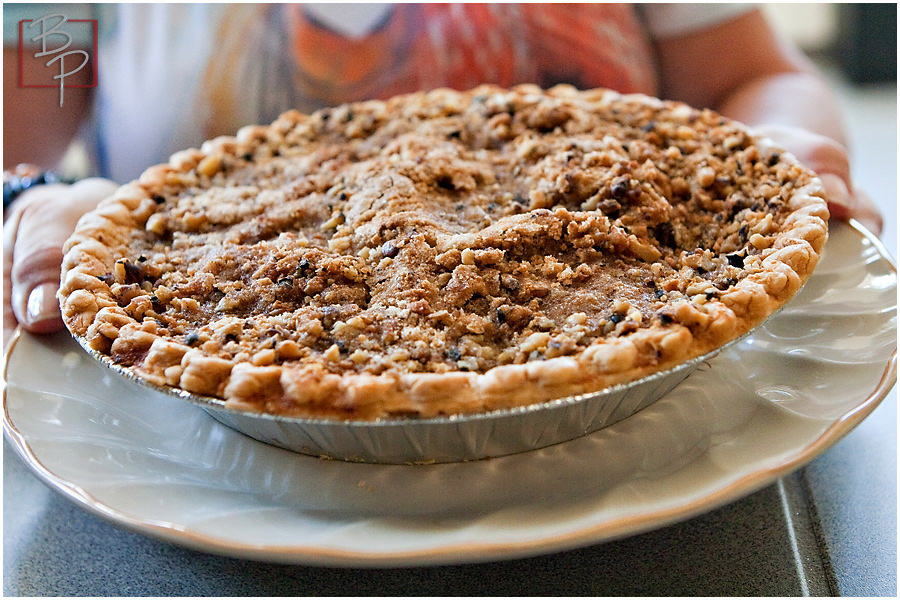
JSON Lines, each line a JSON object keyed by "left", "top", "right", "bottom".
{"left": 60, "top": 84, "right": 828, "bottom": 419}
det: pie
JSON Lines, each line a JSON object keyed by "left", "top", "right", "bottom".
{"left": 59, "top": 84, "right": 829, "bottom": 420}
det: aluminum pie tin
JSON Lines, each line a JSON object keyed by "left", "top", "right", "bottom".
{"left": 73, "top": 333, "right": 742, "bottom": 464}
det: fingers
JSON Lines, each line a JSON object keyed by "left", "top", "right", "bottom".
{"left": 752, "top": 124, "right": 884, "bottom": 234}
{"left": 820, "top": 174, "right": 852, "bottom": 221}
{"left": 818, "top": 173, "right": 883, "bottom": 236}
{"left": 753, "top": 123, "right": 852, "bottom": 186}
{"left": 5, "top": 178, "right": 117, "bottom": 343}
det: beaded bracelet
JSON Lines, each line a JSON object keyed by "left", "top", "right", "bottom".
{"left": 3, "top": 164, "right": 75, "bottom": 209}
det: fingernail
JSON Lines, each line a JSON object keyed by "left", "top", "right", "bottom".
{"left": 25, "top": 282, "right": 60, "bottom": 325}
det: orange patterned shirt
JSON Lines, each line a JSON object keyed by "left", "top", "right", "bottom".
{"left": 89, "top": 3, "right": 709, "bottom": 181}
{"left": 203, "top": 4, "right": 657, "bottom": 137}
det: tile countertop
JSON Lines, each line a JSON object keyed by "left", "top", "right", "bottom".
{"left": 3, "top": 76, "right": 896, "bottom": 596}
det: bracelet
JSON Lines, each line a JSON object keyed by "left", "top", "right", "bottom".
{"left": 3, "top": 164, "right": 74, "bottom": 209}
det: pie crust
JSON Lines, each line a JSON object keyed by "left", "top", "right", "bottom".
{"left": 59, "top": 84, "right": 829, "bottom": 420}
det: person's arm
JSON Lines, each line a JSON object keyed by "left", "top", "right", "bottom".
{"left": 653, "top": 8, "right": 882, "bottom": 234}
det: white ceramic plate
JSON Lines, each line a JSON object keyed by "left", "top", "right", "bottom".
{"left": 3, "top": 221, "right": 896, "bottom": 567}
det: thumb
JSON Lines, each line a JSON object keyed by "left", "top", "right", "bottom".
{"left": 11, "top": 246, "right": 66, "bottom": 334}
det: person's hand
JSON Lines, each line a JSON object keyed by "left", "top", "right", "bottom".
{"left": 752, "top": 124, "right": 883, "bottom": 235}
{"left": 3, "top": 178, "right": 118, "bottom": 351}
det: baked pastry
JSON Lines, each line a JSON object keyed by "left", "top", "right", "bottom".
{"left": 59, "top": 84, "right": 829, "bottom": 420}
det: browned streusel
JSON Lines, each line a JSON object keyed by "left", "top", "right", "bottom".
{"left": 59, "top": 84, "right": 829, "bottom": 419}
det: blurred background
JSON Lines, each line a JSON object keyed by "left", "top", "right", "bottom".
{"left": 764, "top": 2, "right": 897, "bottom": 256}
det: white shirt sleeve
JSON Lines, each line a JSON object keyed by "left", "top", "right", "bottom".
{"left": 640, "top": 3, "right": 756, "bottom": 39}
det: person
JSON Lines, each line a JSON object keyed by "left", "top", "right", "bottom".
{"left": 2, "top": 3, "right": 883, "bottom": 350}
